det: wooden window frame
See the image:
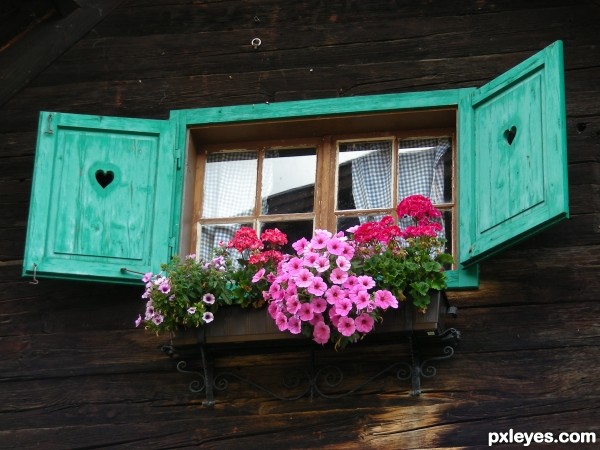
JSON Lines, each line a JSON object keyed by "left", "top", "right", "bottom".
{"left": 189, "top": 129, "right": 457, "bottom": 264}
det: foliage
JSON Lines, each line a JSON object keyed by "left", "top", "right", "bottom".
{"left": 136, "top": 227, "right": 286, "bottom": 334}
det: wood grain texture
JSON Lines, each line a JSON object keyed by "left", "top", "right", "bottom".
{"left": 1, "top": 0, "right": 600, "bottom": 448}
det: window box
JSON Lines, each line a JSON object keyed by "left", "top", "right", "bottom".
{"left": 169, "top": 290, "right": 453, "bottom": 347}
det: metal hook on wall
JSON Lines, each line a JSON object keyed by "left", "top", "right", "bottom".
{"left": 29, "top": 263, "right": 39, "bottom": 285}
{"left": 251, "top": 38, "right": 262, "bottom": 49}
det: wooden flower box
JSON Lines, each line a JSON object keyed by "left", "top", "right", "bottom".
{"left": 172, "top": 290, "right": 453, "bottom": 347}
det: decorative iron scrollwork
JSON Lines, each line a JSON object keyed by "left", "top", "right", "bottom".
{"left": 163, "top": 328, "right": 460, "bottom": 407}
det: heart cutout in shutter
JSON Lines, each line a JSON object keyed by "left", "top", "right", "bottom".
{"left": 503, "top": 126, "right": 517, "bottom": 145}
{"left": 95, "top": 169, "right": 115, "bottom": 189}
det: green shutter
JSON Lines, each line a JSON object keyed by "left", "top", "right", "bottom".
{"left": 23, "top": 112, "right": 180, "bottom": 284}
{"left": 458, "top": 40, "right": 569, "bottom": 267}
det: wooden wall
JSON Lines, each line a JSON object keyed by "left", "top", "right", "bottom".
{"left": 1, "top": 0, "right": 600, "bottom": 448}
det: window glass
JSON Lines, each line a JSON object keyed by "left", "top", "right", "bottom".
{"left": 198, "top": 223, "right": 252, "bottom": 261}
{"left": 262, "top": 148, "right": 316, "bottom": 215}
{"left": 337, "top": 140, "right": 393, "bottom": 211}
{"left": 397, "top": 138, "right": 452, "bottom": 204}
{"left": 202, "top": 151, "right": 257, "bottom": 218}
{"left": 259, "top": 220, "right": 314, "bottom": 254}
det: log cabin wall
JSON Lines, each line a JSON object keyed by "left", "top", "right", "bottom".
{"left": 1, "top": 0, "right": 599, "bottom": 448}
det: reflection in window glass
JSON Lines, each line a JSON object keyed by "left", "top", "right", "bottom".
{"left": 260, "top": 220, "right": 314, "bottom": 255}
{"left": 202, "top": 151, "right": 257, "bottom": 218}
{"left": 198, "top": 223, "right": 252, "bottom": 261}
{"left": 398, "top": 138, "right": 451, "bottom": 205}
{"left": 337, "top": 141, "right": 393, "bottom": 211}
{"left": 262, "top": 148, "right": 316, "bottom": 215}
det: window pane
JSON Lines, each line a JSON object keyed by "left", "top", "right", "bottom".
{"left": 337, "top": 140, "right": 393, "bottom": 211}
{"left": 262, "top": 148, "right": 316, "bottom": 214}
{"left": 202, "top": 151, "right": 257, "bottom": 218}
{"left": 398, "top": 138, "right": 452, "bottom": 205}
{"left": 260, "top": 220, "right": 313, "bottom": 255}
{"left": 197, "top": 223, "right": 251, "bottom": 261}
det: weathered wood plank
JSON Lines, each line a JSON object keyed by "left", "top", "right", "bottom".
{"left": 1, "top": 0, "right": 600, "bottom": 449}
{"left": 0, "top": 0, "right": 128, "bottom": 107}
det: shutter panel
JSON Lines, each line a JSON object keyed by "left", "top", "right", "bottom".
{"left": 23, "top": 112, "right": 180, "bottom": 284}
{"left": 458, "top": 40, "right": 569, "bottom": 267}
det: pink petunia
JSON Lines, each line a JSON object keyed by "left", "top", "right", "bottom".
{"left": 134, "top": 314, "right": 142, "bottom": 327}
{"left": 330, "top": 267, "right": 349, "bottom": 285}
{"left": 334, "top": 297, "right": 354, "bottom": 317}
{"left": 292, "top": 237, "right": 310, "bottom": 255}
{"left": 298, "top": 302, "right": 315, "bottom": 322}
{"left": 326, "top": 237, "right": 345, "bottom": 256}
{"left": 313, "top": 321, "right": 331, "bottom": 345}
{"left": 303, "top": 252, "right": 320, "bottom": 267}
{"left": 287, "top": 316, "right": 302, "bottom": 334}
{"left": 311, "top": 229, "right": 332, "bottom": 249}
{"left": 309, "top": 312, "right": 324, "bottom": 326}
{"left": 340, "top": 243, "right": 355, "bottom": 260}
{"left": 159, "top": 281, "right": 171, "bottom": 294}
{"left": 152, "top": 314, "right": 164, "bottom": 325}
{"left": 335, "top": 256, "right": 351, "bottom": 272}
{"left": 142, "top": 272, "right": 153, "bottom": 283}
{"left": 285, "top": 295, "right": 301, "bottom": 314}
{"left": 310, "top": 297, "right": 327, "bottom": 314}
{"left": 202, "top": 312, "right": 214, "bottom": 323}
{"left": 351, "top": 289, "right": 371, "bottom": 310}
{"left": 308, "top": 276, "right": 327, "bottom": 296}
{"left": 325, "top": 285, "right": 346, "bottom": 305}
{"left": 275, "top": 312, "right": 288, "bottom": 331}
{"left": 329, "top": 314, "right": 341, "bottom": 328}
{"left": 269, "top": 282, "right": 285, "bottom": 301}
{"left": 285, "top": 257, "right": 304, "bottom": 275}
{"left": 374, "top": 289, "right": 399, "bottom": 310}
{"left": 294, "top": 268, "right": 314, "bottom": 288}
{"left": 313, "top": 256, "right": 330, "bottom": 273}
{"left": 252, "top": 268, "right": 266, "bottom": 283}
{"left": 357, "top": 275, "right": 376, "bottom": 290}
{"left": 337, "top": 316, "right": 356, "bottom": 337}
{"left": 268, "top": 302, "right": 280, "bottom": 318}
{"left": 342, "top": 276, "right": 360, "bottom": 290}
{"left": 355, "top": 313, "right": 375, "bottom": 333}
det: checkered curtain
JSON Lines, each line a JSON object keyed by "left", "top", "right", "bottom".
{"left": 351, "top": 138, "right": 449, "bottom": 212}
{"left": 199, "top": 151, "right": 273, "bottom": 260}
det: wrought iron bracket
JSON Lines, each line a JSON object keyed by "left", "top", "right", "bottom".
{"left": 161, "top": 327, "right": 460, "bottom": 407}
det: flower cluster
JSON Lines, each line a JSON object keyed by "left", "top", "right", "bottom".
{"left": 255, "top": 195, "right": 453, "bottom": 347}
{"left": 396, "top": 194, "right": 443, "bottom": 238}
{"left": 353, "top": 195, "right": 453, "bottom": 310}
{"left": 136, "top": 227, "right": 287, "bottom": 334}
{"left": 254, "top": 229, "right": 399, "bottom": 349}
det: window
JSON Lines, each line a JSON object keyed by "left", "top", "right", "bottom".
{"left": 23, "top": 41, "right": 568, "bottom": 288}
{"left": 187, "top": 117, "right": 456, "bottom": 264}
